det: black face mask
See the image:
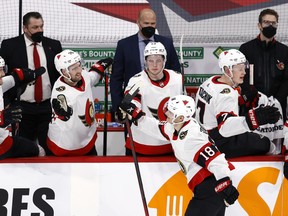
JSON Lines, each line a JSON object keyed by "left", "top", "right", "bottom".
{"left": 31, "top": 32, "right": 44, "bottom": 43}
{"left": 262, "top": 26, "right": 277, "bottom": 38}
{"left": 141, "top": 26, "right": 155, "bottom": 38}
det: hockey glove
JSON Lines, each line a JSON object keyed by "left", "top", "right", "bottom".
{"left": 215, "top": 177, "right": 239, "bottom": 206}
{"left": 239, "top": 85, "right": 259, "bottom": 108}
{"left": 12, "top": 67, "right": 46, "bottom": 85}
{"left": 52, "top": 96, "right": 73, "bottom": 121}
{"left": 115, "top": 108, "right": 127, "bottom": 123}
{"left": 89, "top": 58, "right": 113, "bottom": 78}
{"left": 119, "top": 101, "right": 145, "bottom": 125}
{"left": 245, "top": 106, "right": 281, "bottom": 130}
{"left": 284, "top": 151, "right": 288, "bottom": 180}
{"left": 0, "top": 106, "right": 22, "bottom": 128}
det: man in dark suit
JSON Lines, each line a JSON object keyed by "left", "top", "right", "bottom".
{"left": 0, "top": 12, "right": 62, "bottom": 155}
{"left": 110, "top": 8, "right": 181, "bottom": 116}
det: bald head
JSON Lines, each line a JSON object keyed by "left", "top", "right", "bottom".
{"left": 138, "top": 8, "right": 156, "bottom": 21}
{"left": 137, "top": 8, "right": 157, "bottom": 38}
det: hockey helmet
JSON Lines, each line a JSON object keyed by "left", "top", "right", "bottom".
{"left": 0, "top": 56, "right": 5, "bottom": 67}
{"left": 54, "top": 49, "right": 82, "bottom": 78}
{"left": 0, "top": 56, "right": 7, "bottom": 73}
{"left": 218, "top": 49, "right": 247, "bottom": 74}
{"left": 165, "top": 95, "right": 195, "bottom": 124}
{"left": 144, "top": 42, "right": 167, "bottom": 60}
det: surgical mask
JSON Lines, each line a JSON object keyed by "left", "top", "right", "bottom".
{"left": 262, "top": 26, "right": 277, "bottom": 38}
{"left": 141, "top": 26, "right": 155, "bottom": 38}
{"left": 31, "top": 32, "right": 44, "bottom": 43}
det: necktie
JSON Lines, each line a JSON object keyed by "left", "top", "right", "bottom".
{"left": 33, "top": 43, "right": 42, "bottom": 103}
{"left": 143, "top": 39, "right": 151, "bottom": 45}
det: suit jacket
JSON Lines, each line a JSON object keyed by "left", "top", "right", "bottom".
{"left": 0, "top": 34, "right": 62, "bottom": 104}
{"left": 110, "top": 33, "right": 181, "bottom": 112}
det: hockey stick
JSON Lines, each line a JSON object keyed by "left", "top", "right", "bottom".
{"left": 11, "top": 85, "right": 23, "bottom": 137}
{"left": 180, "top": 34, "right": 185, "bottom": 94}
{"left": 122, "top": 82, "right": 149, "bottom": 216}
{"left": 249, "top": 64, "right": 254, "bottom": 85}
{"left": 103, "top": 67, "right": 110, "bottom": 156}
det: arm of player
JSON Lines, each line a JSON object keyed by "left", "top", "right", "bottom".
{"left": 89, "top": 58, "right": 113, "bottom": 85}
{"left": 193, "top": 140, "right": 239, "bottom": 206}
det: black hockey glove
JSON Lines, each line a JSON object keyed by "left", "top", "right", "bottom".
{"left": 239, "top": 85, "right": 259, "bottom": 109}
{"left": 245, "top": 106, "right": 281, "bottom": 130}
{"left": 52, "top": 96, "right": 73, "bottom": 122}
{"left": 284, "top": 151, "right": 288, "bottom": 180}
{"left": 115, "top": 108, "right": 127, "bottom": 124}
{"left": 0, "top": 106, "right": 22, "bottom": 128}
{"left": 215, "top": 177, "right": 239, "bottom": 206}
{"left": 12, "top": 67, "right": 46, "bottom": 85}
{"left": 89, "top": 58, "right": 113, "bottom": 77}
{"left": 119, "top": 101, "right": 145, "bottom": 125}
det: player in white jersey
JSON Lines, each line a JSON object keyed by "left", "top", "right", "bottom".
{"left": 47, "top": 50, "right": 112, "bottom": 156}
{"left": 119, "top": 95, "right": 239, "bottom": 216}
{"left": 0, "top": 56, "right": 46, "bottom": 159}
{"left": 195, "top": 49, "right": 281, "bottom": 158}
{"left": 117, "top": 42, "right": 183, "bottom": 155}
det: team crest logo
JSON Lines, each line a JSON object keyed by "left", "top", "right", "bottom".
{"left": 56, "top": 86, "right": 66, "bottom": 91}
{"left": 276, "top": 61, "right": 285, "bottom": 70}
{"left": 78, "top": 99, "right": 95, "bottom": 127}
{"left": 220, "top": 88, "right": 230, "bottom": 94}
{"left": 179, "top": 130, "right": 188, "bottom": 140}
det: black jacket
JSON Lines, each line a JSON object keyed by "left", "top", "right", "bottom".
{"left": 239, "top": 36, "right": 288, "bottom": 115}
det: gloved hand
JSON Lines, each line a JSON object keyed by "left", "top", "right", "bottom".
{"left": 239, "top": 85, "right": 259, "bottom": 108}
{"left": 215, "top": 177, "right": 239, "bottom": 206}
{"left": 89, "top": 58, "right": 113, "bottom": 77}
{"left": 284, "top": 150, "right": 288, "bottom": 180}
{"left": 12, "top": 67, "right": 46, "bottom": 84}
{"left": 52, "top": 96, "right": 73, "bottom": 121}
{"left": 115, "top": 108, "right": 127, "bottom": 123}
{"left": 0, "top": 106, "right": 22, "bottom": 128}
{"left": 119, "top": 101, "right": 145, "bottom": 125}
{"left": 245, "top": 106, "right": 281, "bottom": 130}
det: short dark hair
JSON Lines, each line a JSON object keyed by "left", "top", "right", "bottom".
{"left": 258, "top": 9, "right": 279, "bottom": 23}
{"left": 23, "top": 12, "right": 43, "bottom": 26}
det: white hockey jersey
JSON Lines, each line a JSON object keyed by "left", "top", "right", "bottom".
{"left": 47, "top": 70, "right": 99, "bottom": 156}
{"left": 125, "top": 69, "right": 183, "bottom": 155}
{"left": 137, "top": 116, "right": 233, "bottom": 192}
{"left": 195, "top": 75, "right": 250, "bottom": 138}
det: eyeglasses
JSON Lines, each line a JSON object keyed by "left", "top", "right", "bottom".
{"left": 261, "top": 20, "right": 278, "bottom": 28}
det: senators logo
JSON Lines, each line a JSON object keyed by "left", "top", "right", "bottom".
{"left": 179, "top": 130, "right": 188, "bottom": 140}
{"left": 78, "top": 99, "right": 95, "bottom": 127}
{"left": 220, "top": 88, "right": 230, "bottom": 94}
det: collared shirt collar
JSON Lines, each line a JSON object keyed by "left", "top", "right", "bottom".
{"left": 137, "top": 32, "right": 155, "bottom": 43}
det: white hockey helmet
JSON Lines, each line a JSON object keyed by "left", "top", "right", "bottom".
{"left": 0, "top": 56, "right": 5, "bottom": 67}
{"left": 144, "top": 42, "right": 167, "bottom": 60}
{"left": 0, "top": 56, "right": 7, "bottom": 73}
{"left": 54, "top": 49, "right": 82, "bottom": 79}
{"left": 165, "top": 95, "right": 195, "bottom": 124}
{"left": 218, "top": 49, "right": 247, "bottom": 74}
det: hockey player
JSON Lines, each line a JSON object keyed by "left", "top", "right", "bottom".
{"left": 47, "top": 50, "right": 112, "bottom": 156}
{"left": 116, "top": 41, "right": 183, "bottom": 156}
{"left": 0, "top": 56, "right": 46, "bottom": 159}
{"left": 119, "top": 95, "right": 239, "bottom": 216}
{"left": 195, "top": 49, "right": 281, "bottom": 158}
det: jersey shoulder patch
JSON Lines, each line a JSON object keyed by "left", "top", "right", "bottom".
{"left": 220, "top": 88, "right": 231, "bottom": 94}
{"left": 56, "top": 86, "right": 66, "bottom": 92}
